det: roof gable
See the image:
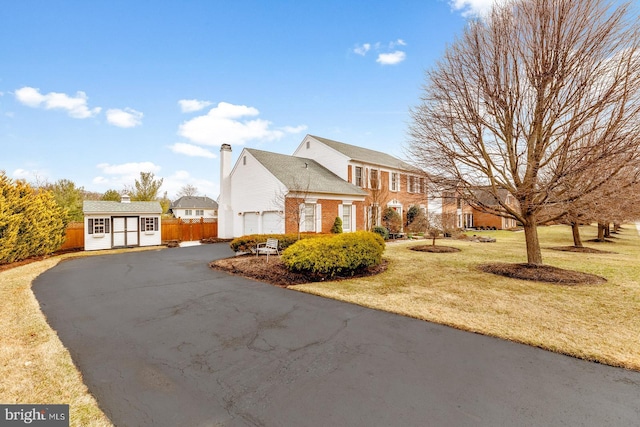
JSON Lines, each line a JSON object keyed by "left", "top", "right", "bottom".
{"left": 245, "top": 148, "right": 367, "bottom": 197}
{"left": 171, "top": 196, "right": 218, "bottom": 209}
{"left": 307, "top": 135, "right": 417, "bottom": 171}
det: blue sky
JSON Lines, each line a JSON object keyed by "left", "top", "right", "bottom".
{"left": 0, "top": 0, "right": 495, "bottom": 199}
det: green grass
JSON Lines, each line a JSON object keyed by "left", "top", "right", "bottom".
{"left": 295, "top": 224, "right": 640, "bottom": 370}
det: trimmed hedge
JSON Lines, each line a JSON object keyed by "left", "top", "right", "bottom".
{"left": 281, "top": 231, "right": 385, "bottom": 277}
{"left": 0, "top": 173, "right": 68, "bottom": 264}
{"left": 229, "top": 233, "right": 321, "bottom": 253}
{"left": 372, "top": 226, "right": 389, "bottom": 240}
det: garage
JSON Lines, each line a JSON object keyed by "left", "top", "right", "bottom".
{"left": 243, "top": 212, "right": 259, "bottom": 235}
{"left": 261, "top": 211, "right": 283, "bottom": 234}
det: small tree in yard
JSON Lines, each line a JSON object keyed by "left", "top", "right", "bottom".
{"left": 408, "top": 0, "right": 640, "bottom": 265}
{"left": 331, "top": 217, "right": 343, "bottom": 234}
{"left": 382, "top": 207, "right": 402, "bottom": 234}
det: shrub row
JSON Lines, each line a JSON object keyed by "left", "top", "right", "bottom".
{"left": 229, "top": 233, "right": 321, "bottom": 253}
{"left": 281, "top": 231, "right": 385, "bottom": 277}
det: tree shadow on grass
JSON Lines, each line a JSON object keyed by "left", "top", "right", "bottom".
{"left": 409, "top": 245, "right": 461, "bottom": 253}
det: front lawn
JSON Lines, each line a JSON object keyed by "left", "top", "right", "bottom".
{"left": 295, "top": 225, "right": 640, "bottom": 370}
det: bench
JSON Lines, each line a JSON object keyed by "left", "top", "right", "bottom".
{"left": 256, "top": 238, "right": 280, "bottom": 262}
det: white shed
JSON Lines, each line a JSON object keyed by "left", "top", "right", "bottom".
{"left": 82, "top": 197, "right": 162, "bottom": 251}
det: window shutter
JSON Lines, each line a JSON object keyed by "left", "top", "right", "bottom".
{"left": 88, "top": 218, "right": 94, "bottom": 234}
{"left": 315, "top": 204, "right": 322, "bottom": 232}
{"left": 105, "top": 218, "right": 110, "bottom": 233}
{"left": 351, "top": 205, "right": 356, "bottom": 231}
{"left": 141, "top": 217, "right": 144, "bottom": 231}
{"left": 154, "top": 217, "right": 158, "bottom": 231}
{"left": 338, "top": 204, "right": 343, "bottom": 220}
{"left": 299, "top": 203, "right": 305, "bottom": 233}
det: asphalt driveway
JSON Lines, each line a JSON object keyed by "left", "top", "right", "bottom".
{"left": 34, "top": 244, "right": 640, "bottom": 426}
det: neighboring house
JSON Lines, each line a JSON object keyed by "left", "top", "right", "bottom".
{"left": 217, "top": 135, "right": 429, "bottom": 238}
{"left": 442, "top": 187, "right": 519, "bottom": 230}
{"left": 82, "top": 195, "right": 162, "bottom": 250}
{"left": 170, "top": 196, "right": 218, "bottom": 220}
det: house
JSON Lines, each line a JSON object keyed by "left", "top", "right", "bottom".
{"left": 293, "top": 135, "right": 429, "bottom": 230}
{"left": 82, "top": 195, "right": 162, "bottom": 250}
{"left": 170, "top": 196, "right": 218, "bottom": 220}
{"left": 441, "top": 187, "right": 519, "bottom": 230}
{"left": 217, "top": 135, "right": 429, "bottom": 238}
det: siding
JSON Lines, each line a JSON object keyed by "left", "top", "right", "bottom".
{"left": 293, "top": 136, "right": 350, "bottom": 180}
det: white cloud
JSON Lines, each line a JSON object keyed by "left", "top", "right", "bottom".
{"left": 93, "top": 161, "right": 162, "bottom": 192}
{"left": 178, "top": 99, "right": 213, "bottom": 113}
{"left": 106, "top": 108, "right": 143, "bottom": 128}
{"left": 169, "top": 142, "right": 216, "bottom": 158}
{"left": 376, "top": 51, "right": 407, "bottom": 65}
{"left": 12, "top": 168, "right": 48, "bottom": 182}
{"left": 354, "top": 43, "right": 371, "bottom": 56}
{"left": 354, "top": 39, "right": 407, "bottom": 65}
{"left": 178, "top": 101, "right": 306, "bottom": 146}
{"left": 14, "top": 86, "right": 101, "bottom": 118}
{"left": 97, "top": 161, "right": 160, "bottom": 176}
{"left": 449, "top": 0, "right": 501, "bottom": 17}
{"left": 162, "top": 170, "right": 218, "bottom": 200}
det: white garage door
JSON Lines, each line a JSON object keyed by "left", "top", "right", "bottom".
{"left": 243, "top": 213, "right": 259, "bottom": 235}
{"left": 262, "top": 211, "right": 283, "bottom": 234}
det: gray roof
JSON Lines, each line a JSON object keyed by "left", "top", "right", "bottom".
{"left": 309, "top": 135, "right": 417, "bottom": 171}
{"left": 83, "top": 200, "right": 162, "bottom": 214}
{"left": 171, "top": 196, "right": 218, "bottom": 210}
{"left": 246, "top": 149, "right": 368, "bottom": 197}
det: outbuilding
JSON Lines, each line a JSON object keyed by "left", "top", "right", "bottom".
{"left": 82, "top": 195, "right": 162, "bottom": 251}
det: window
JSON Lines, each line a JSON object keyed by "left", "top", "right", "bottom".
{"left": 408, "top": 176, "right": 423, "bottom": 193}
{"left": 304, "top": 204, "right": 315, "bottom": 232}
{"left": 195, "top": 209, "right": 204, "bottom": 216}
{"left": 370, "top": 169, "right": 379, "bottom": 189}
{"left": 342, "top": 205, "right": 351, "bottom": 231}
{"left": 306, "top": 140, "right": 310, "bottom": 149}
{"left": 185, "top": 209, "right": 192, "bottom": 216}
{"left": 141, "top": 217, "right": 159, "bottom": 232}
{"left": 243, "top": 156, "right": 247, "bottom": 165}
{"left": 355, "top": 167, "right": 362, "bottom": 187}
{"left": 88, "top": 218, "right": 110, "bottom": 234}
{"left": 391, "top": 173, "right": 399, "bottom": 192}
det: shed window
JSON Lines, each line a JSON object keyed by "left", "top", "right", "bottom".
{"left": 195, "top": 209, "right": 204, "bottom": 216}
{"left": 141, "top": 217, "right": 159, "bottom": 232}
{"left": 185, "top": 209, "right": 192, "bottom": 216}
{"left": 88, "top": 218, "right": 110, "bottom": 234}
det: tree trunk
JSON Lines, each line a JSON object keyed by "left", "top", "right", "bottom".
{"left": 571, "top": 222, "right": 583, "bottom": 248}
{"left": 613, "top": 223, "right": 621, "bottom": 233}
{"left": 523, "top": 219, "right": 543, "bottom": 265}
{"left": 597, "top": 223, "right": 605, "bottom": 241}
{"left": 604, "top": 223, "right": 611, "bottom": 238}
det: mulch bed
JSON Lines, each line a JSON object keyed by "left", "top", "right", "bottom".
{"left": 409, "top": 245, "right": 461, "bottom": 253}
{"left": 209, "top": 254, "right": 388, "bottom": 287}
{"left": 548, "top": 246, "right": 615, "bottom": 254}
{"left": 478, "top": 263, "right": 607, "bottom": 285}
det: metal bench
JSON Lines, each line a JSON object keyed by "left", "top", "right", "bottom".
{"left": 256, "top": 238, "right": 279, "bottom": 262}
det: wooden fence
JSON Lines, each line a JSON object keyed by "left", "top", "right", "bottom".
{"left": 60, "top": 218, "right": 218, "bottom": 250}
{"left": 161, "top": 218, "right": 218, "bottom": 242}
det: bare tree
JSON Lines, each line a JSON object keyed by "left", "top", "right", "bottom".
{"left": 272, "top": 171, "right": 312, "bottom": 239}
{"left": 408, "top": 0, "right": 640, "bottom": 265}
{"left": 177, "top": 184, "right": 199, "bottom": 197}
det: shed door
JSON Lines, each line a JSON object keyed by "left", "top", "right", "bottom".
{"left": 262, "top": 211, "right": 282, "bottom": 234}
{"left": 243, "top": 213, "right": 259, "bottom": 235}
{"left": 112, "top": 216, "right": 140, "bottom": 247}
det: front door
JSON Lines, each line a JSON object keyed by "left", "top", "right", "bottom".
{"left": 112, "top": 216, "right": 140, "bottom": 247}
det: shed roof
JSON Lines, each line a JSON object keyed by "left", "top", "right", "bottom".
{"left": 246, "top": 148, "right": 367, "bottom": 197}
{"left": 171, "top": 196, "right": 218, "bottom": 209}
{"left": 308, "top": 135, "right": 417, "bottom": 171}
{"left": 83, "top": 200, "right": 162, "bottom": 214}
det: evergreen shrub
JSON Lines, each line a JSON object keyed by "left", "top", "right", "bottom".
{"left": 372, "top": 226, "right": 389, "bottom": 240}
{"left": 229, "top": 233, "right": 320, "bottom": 253}
{"left": 281, "top": 231, "right": 385, "bottom": 277}
{"left": 0, "top": 173, "right": 68, "bottom": 264}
